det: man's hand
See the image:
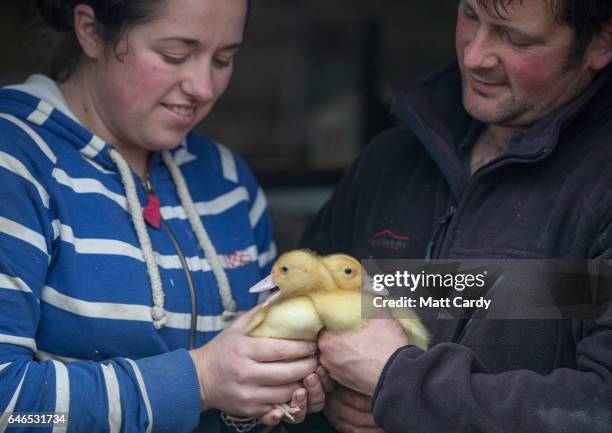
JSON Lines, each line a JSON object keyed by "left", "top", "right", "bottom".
{"left": 323, "top": 385, "right": 385, "bottom": 433}
{"left": 189, "top": 309, "right": 319, "bottom": 417}
{"left": 318, "top": 314, "right": 409, "bottom": 396}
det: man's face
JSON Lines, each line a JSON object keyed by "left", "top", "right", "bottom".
{"left": 455, "top": 0, "right": 594, "bottom": 128}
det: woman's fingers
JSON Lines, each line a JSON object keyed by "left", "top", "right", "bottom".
{"left": 247, "top": 337, "right": 318, "bottom": 362}
{"left": 250, "top": 355, "right": 319, "bottom": 386}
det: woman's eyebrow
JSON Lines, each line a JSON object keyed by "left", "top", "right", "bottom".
{"left": 154, "top": 37, "right": 243, "bottom": 50}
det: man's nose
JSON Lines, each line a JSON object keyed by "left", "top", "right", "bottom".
{"left": 463, "top": 26, "right": 499, "bottom": 70}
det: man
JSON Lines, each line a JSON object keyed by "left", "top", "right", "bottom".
{"left": 300, "top": 0, "right": 612, "bottom": 431}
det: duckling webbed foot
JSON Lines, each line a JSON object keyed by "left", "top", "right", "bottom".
{"left": 275, "top": 402, "right": 301, "bottom": 423}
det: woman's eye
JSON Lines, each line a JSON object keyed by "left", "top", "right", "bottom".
{"left": 162, "top": 54, "right": 189, "bottom": 65}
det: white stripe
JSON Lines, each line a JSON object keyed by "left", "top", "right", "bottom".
{"left": 258, "top": 242, "right": 277, "bottom": 268}
{"left": 0, "top": 113, "right": 57, "bottom": 163}
{"left": 160, "top": 187, "right": 249, "bottom": 220}
{"left": 174, "top": 147, "right": 197, "bottom": 166}
{"left": 165, "top": 311, "right": 228, "bottom": 332}
{"left": 249, "top": 188, "right": 267, "bottom": 227}
{"left": 51, "top": 219, "right": 61, "bottom": 240}
{"left": 26, "top": 100, "right": 54, "bottom": 125}
{"left": 59, "top": 222, "right": 257, "bottom": 272}
{"left": 101, "top": 363, "right": 122, "bottom": 433}
{"left": 0, "top": 363, "right": 10, "bottom": 373}
{"left": 0, "top": 216, "right": 48, "bottom": 256}
{"left": 0, "top": 364, "right": 30, "bottom": 432}
{"left": 59, "top": 224, "right": 142, "bottom": 260}
{"left": 51, "top": 361, "right": 69, "bottom": 433}
{"left": 0, "top": 333, "right": 37, "bottom": 352}
{"left": 42, "top": 285, "right": 238, "bottom": 332}
{"left": 0, "top": 273, "right": 32, "bottom": 293}
{"left": 35, "top": 350, "right": 82, "bottom": 363}
{"left": 126, "top": 359, "right": 153, "bottom": 433}
{"left": 217, "top": 142, "right": 238, "bottom": 183}
{"left": 0, "top": 150, "right": 50, "bottom": 208}
{"left": 52, "top": 168, "right": 127, "bottom": 209}
{"left": 42, "top": 286, "right": 152, "bottom": 322}
{"left": 80, "top": 135, "right": 106, "bottom": 160}
{"left": 84, "top": 157, "right": 115, "bottom": 175}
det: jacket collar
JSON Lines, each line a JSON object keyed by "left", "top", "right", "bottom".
{"left": 391, "top": 62, "right": 611, "bottom": 200}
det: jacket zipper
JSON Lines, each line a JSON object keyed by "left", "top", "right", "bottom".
{"left": 142, "top": 178, "right": 199, "bottom": 349}
{"left": 424, "top": 205, "right": 456, "bottom": 264}
{"left": 449, "top": 149, "right": 549, "bottom": 343}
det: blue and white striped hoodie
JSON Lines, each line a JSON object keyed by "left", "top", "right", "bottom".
{"left": 0, "top": 75, "right": 276, "bottom": 433}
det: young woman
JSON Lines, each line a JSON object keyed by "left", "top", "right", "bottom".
{"left": 0, "top": 1, "right": 326, "bottom": 431}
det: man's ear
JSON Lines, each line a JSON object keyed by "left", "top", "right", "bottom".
{"left": 585, "top": 21, "right": 612, "bottom": 71}
{"left": 73, "top": 4, "right": 102, "bottom": 60}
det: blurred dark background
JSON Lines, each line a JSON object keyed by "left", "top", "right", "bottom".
{"left": 0, "top": 0, "right": 458, "bottom": 253}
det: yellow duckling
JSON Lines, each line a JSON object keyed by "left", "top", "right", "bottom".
{"left": 245, "top": 250, "right": 326, "bottom": 340}
{"left": 320, "top": 254, "right": 429, "bottom": 351}
{"left": 247, "top": 250, "right": 429, "bottom": 349}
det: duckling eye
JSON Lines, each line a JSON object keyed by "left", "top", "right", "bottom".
{"left": 344, "top": 267, "right": 353, "bottom": 275}
{"left": 280, "top": 266, "right": 289, "bottom": 273}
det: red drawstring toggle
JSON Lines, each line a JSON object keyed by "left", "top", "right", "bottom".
{"left": 143, "top": 194, "right": 161, "bottom": 229}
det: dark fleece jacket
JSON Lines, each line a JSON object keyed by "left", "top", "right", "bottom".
{"left": 300, "top": 63, "right": 612, "bottom": 432}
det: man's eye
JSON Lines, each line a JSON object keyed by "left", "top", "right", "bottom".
{"left": 213, "top": 57, "right": 232, "bottom": 68}
{"left": 504, "top": 31, "right": 531, "bottom": 48}
{"left": 462, "top": 4, "right": 478, "bottom": 20}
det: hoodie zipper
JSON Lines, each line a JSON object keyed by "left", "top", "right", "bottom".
{"left": 142, "top": 178, "right": 199, "bottom": 349}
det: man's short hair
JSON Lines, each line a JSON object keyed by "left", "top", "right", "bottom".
{"left": 476, "top": 0, "right": 612, "bottom": 62}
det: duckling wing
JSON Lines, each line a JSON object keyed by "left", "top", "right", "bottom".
{"left": 247, "top": 296, "right": 324, "bottom": 341}
{"left": 244, "top": 307, "right": 268, "bottom": 334}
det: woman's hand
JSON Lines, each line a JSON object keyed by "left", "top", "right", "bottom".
{"left": 189, "top": 309, "right": 319, "bottom": 417}
{"left": 259, "top": 365, "right": 336, "bottom": 426}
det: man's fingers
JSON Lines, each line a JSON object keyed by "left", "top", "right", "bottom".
{"left": 324, "top": 393, "right": 379, "bottom": 429}
{"left": 316, "top": 366, "right": 336, "bottom": 393}
{"left": 248, "top": 338, "right": 318, "bottom": 362}
{"left": 334, "top": 385, "right": 373, "bottom": 412}
{"left": 303, "top": 373, "right": 326, "bottom": 413}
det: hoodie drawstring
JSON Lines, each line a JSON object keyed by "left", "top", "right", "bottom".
{"left": 108, "top": 148, "right": 236, "bottom": 330}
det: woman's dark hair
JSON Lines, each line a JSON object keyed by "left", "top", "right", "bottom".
{"left": 36, "top": 0, "right": 253, "bottom": 83}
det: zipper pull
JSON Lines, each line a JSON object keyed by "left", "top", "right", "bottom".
{"left": 142, "top": 179, "right": 161, "bottom": 229}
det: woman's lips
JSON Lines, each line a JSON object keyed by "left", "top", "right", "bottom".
{"left": 161, "top": 104, "right": 197, "bottom": 126}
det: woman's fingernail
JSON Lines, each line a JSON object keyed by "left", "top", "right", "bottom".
{"left": 306, "top": 375, "right": 317, "bottom": 387}
{"left": 297, "top": 391, "right": 306, "bottom": 402}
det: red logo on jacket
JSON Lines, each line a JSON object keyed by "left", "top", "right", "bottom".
{"left": 368, "top": 229, "right": 409, "bottom": 250}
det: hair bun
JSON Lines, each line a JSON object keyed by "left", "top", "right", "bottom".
{"left": 37, "top": 0, "right": 77, "bottom": 32}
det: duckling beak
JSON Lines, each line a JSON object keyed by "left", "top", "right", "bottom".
{"left": 362, "top": 274, "right": 390, "bottom": 296}
{"left": 249, "top": 275, "right": 283, "bottom": 306}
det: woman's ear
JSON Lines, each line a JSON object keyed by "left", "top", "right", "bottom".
{"left": 73, "top": 4, "right": 102, "bottom": 60}
{"left": 585, "top": 22, "right": 612, "bottom": 71}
